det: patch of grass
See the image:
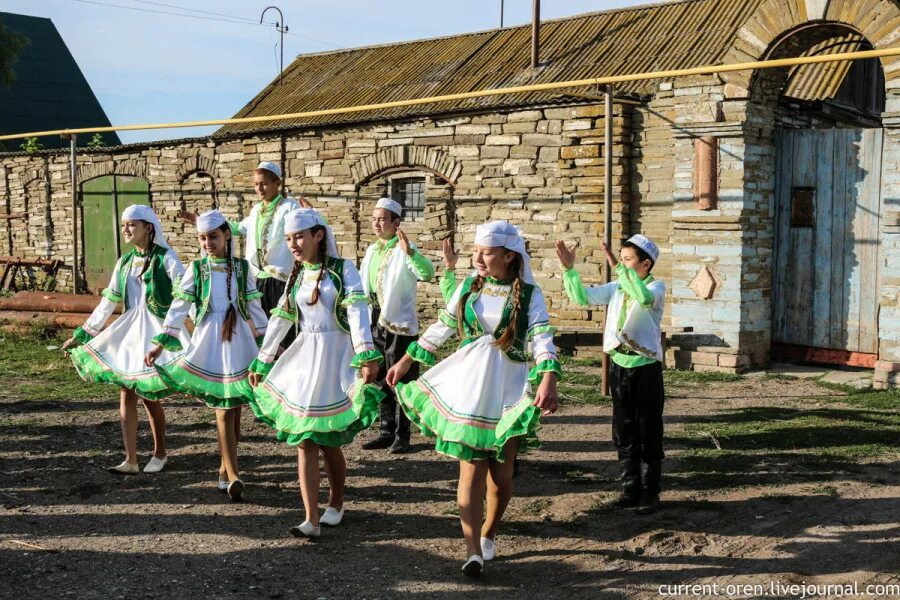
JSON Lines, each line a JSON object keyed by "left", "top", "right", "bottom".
{"left": 0, "top": 334, "right": 102, "bottom": 401}
{"left": 812, "top": 382, "right": 900, "bottom": 411}
{"left": 664, "top": 369, "right": 744, "bottom": 385}
{"left": 522, "top": 498, "right": 552, "bottom": 516}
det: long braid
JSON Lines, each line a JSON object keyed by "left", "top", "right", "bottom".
{"left": 283, "top": 261, "right": 303, "bottom": 310}
{"left": 138, "top": 222, "right": 156, "bottom": 277}
{"left": 456, "top": 274, "right": 484, "bottom": 339}
{"left": 221, "top": 224, "right": 237, "bottom": 342}
{"left": 307, "top": 228, "right": 328, "bottom": 306}
{"left": 496, "top": 272, "right": 522, "bottom": 351}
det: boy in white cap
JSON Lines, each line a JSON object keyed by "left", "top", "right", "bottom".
{"left": 359, "top": 197, "right": 435, "bottom": 454}
{"left": 183, "top": 162, "right": 298, "bottom": 344}
{"left": 556, "top": 234, "right": 666, "bottom": 514}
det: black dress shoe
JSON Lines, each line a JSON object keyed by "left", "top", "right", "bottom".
{"left": 611, "top": 491, "right": 641, "bottom": 508}
{"left": 388, "top": 437, "right": 411, "bottom": 454}
{"left": 361, "top": 435, "right": 394, "bottom": 450}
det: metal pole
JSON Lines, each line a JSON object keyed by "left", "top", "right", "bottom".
{"left": 261, "top": 6, "right": 287, "bottom": 85}
{"left": 68, "top": 134, "right": 80, "bottom": 293}
{"left": 601, "top": 85, "right": 614, "bottom": 397}
{"left": 500, "top": 0, "right": 504, "bottom": 27}
{"left": 531, "top": 0, "right": 540, "bottom": 68}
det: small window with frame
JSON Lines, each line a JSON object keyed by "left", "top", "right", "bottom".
{"left": 390, "top": 177, "right": 426, "bottom": 220}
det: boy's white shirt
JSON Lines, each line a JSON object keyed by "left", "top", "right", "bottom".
{"left": 583, "top": 278, "right": 666, "bottom": 362}
{"left": 234, "top": 197, "right": 300, "bottom": 282}
{"left": 360, "top": 241, "right": 431, "bottom": 336}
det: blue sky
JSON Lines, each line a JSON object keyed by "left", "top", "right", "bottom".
{"left": 6, "top": 1, "right": 646, "bottom": 143}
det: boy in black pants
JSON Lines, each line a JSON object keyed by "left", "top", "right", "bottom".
{"left": 556, "top": 234, "right": 666, "bottom": 514}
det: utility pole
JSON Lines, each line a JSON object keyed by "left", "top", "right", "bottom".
{"left": 260, "top": 6, "right": 289, "bottom": 85}
{"left": 500, "top": 0, "right": 504, "bottom": 27}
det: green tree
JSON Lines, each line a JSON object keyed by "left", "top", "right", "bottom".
{"left": 20, "top": 137, "right": 43, "bottom": 153}
{"left": 0, "top": 23, "right": 27, "bottom": 87}
{"left": 87, "top": 133, "right": 105, "bottom": 148}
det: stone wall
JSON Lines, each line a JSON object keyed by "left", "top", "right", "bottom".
{"left": 0, "top": 103, "right": 640, "bottom": 344}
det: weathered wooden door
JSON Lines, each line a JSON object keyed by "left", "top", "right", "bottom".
{"left": 773, "top": 128, "right": 882, "bottom": 355}
{"left": 81, "top": 175, "right": 150, "bottom": 292}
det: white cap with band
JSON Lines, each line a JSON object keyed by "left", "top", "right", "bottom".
{"left": 626, "top": 234, "right": 659, "bottom": 263}
{"left": 474, "top": 220, "right": 535, "bottom": 284}
{"left": 256, "top": 161, "right": 282, "bottom": 180}
{"left": 375, "top": 197, "right": 403, "bottom": 217}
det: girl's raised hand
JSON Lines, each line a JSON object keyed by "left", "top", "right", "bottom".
{"left": 298, "top": 197, "right": 313, "bottom": 209}
{"left": 359, "top": 360, "right": 380, "bottom": 384}
{"left": 143, "top": 344, "right": 163, "bottom": 367}
{"left": 555, "top": 239, "right": 578, "bottom": 270}
{"left": 178, "top": 210, "right": 198, "bottom": 225}
{"left": 386, "top": 355, "right": 413, "bottom": 387}
{"left": 533, "top": 372, "right": 559, "bottom": 416}
{"left": 442, "top": 237, "right": 459, "bottom": 269}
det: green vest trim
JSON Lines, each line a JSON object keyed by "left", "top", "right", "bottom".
{"left": 456, "top": 275, "right": 534, "bottom": 363}
{"left": 288, "top": 256, "right": 351, "bottom": 333}
{"left": 115, "top": 244, "right": 174, "bottom": 319}
{"left": 191, "top": 257, "right": 251, "bottom": 323}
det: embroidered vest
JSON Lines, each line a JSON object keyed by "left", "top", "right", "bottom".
{"left": 288, "top": 256, "right": 351, "bottom": 333}
{"left": 115, "top": 244, "right": 174, "bottom": 319}
{"left": 191, "top": 257, "right": 251, "bottom": 323}
{"left": 456, "top": 275, "right": 534, "bottom": 363}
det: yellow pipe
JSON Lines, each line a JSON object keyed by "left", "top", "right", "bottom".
{"left": 1, "top": 46, "right": 897, "bottom": 143}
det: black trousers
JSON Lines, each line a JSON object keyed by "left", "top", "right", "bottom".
{"left": 610, "top": 361, "right": 665, "bottom": 463}
{"left": 258, "top": 276, "right": 296, "bottom": 348}
{"left": 371, "top": 309, "right": 419, "bottom": 439}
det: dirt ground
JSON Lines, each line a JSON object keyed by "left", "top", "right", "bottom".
{"left": 2, "top": 365, "right": 899, "bottom": 599}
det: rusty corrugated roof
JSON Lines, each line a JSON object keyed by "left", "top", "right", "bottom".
{"left": 218, "top": 0, "right": 771, "bottom": 135}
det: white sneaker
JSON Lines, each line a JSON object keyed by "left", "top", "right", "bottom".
{"left": 108, "top": 461, "right": 139, "bottom": 474}
{"left": 320, "top": 507, "right": 344, "bottom": 526}
{"left": 288, "top": 520, "right": 320, "bottom": 538}
{"left": 143, "top": 456, "right": 167, "bottom": 473}
{"left": 461, "top": 555, "right": 484, "bottom": 578}
{"left": 480, "top": 537, "right": 496, "bottom": 561}
{"left": 217, "top": 478, "right": 229, "bottom": 492}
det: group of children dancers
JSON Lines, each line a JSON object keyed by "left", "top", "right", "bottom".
{"left": 61, "top": 161, "right": 666, "bottom": 578}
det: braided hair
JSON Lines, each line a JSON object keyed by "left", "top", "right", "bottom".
{"left": 307, "top": 226, "right": 328, "bottom": 306}
{"left": 282, "top": 225, "right": 328, "bottom": 310}
{"left": 138, "top": 220, "right": 156, "bottom": 277}
{"left": 456, "top": 252, "right": 522, "bottom": 352}
{"left": 219, "top": 223, "right": 237, "bottom": 342}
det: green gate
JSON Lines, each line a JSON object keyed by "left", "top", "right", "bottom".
{"left": 82, "top": 175, "right": 150, "bottom": 292}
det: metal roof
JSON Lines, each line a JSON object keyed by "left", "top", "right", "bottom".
{"left": 218, "top": 0, "right": 769, "bottom": 135}
{"left": 0, "top": 12, "right": 121, "bottom": 150}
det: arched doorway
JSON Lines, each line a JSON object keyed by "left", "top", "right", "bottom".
{"left": 761, "top": 25, "right": 886, "bottom": 365}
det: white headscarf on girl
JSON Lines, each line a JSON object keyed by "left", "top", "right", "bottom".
{"left": 195, "top": 209, "right": 233, "bottom": 257}
{"left": 284, "top": 208, "right": 339, "bottom": 258}
{"left": 121, "top": 204, "right": 173, "bottom": 253}
{"left": 474, "top": 220, "right": 535, "bottom": 284}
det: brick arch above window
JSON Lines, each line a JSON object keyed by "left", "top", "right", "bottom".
{"left": 176, "top": 154, "right": 217, "bottom": 183}
{"left": 76, "top": 158, "right": 147, "bottom": 182}
{"left": 350, "top": 146, "right": 462, "bottom": 189}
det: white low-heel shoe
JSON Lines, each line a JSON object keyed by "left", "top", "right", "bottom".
{"left": 143, "top": 456, "right": 167, "bottom": 473}
{"left": 108, "top": 461, "right": 139, "bottom": 475}
{"left": 227, "top": 480, "right": 245, "bottom": 502}
{"left": 461, "top": 555, "right": 484, "bottom": 578}
{"left": 480, "top": 537, "right": 496, "bottom": 561}
{"left": 288, "top": 521, "right": 320, "bottom": 538}
{"left": 217, "top": 478, "right": 229, "bottom": 492}
{"left": 320, "top": 507, "right": 344, "bottom": 526}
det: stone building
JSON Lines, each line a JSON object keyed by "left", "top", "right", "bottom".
{"left": 1, "top": 0, "right": 899, "bottom": 388}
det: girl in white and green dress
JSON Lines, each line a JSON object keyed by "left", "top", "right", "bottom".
{"left": 387, "top": 220, "right": 561, "bottom": 578}
{"left": 246, "top": 208, "right": 384, "bottom": 538}
{"left": 145, "top": 209, "right": 269, "bottom": 501}
{"left": 63, "top": 205, "right": 188, "bottom": 475}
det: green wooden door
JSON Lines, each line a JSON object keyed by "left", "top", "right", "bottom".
{"left": 115, "top": 176, "right": 151, "bottom": 255}
{"left": 81, "top": 175, "right": 151, "bottom": 293}
{"left": 82, "top": 176, "right": 118, "bottom": 293}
